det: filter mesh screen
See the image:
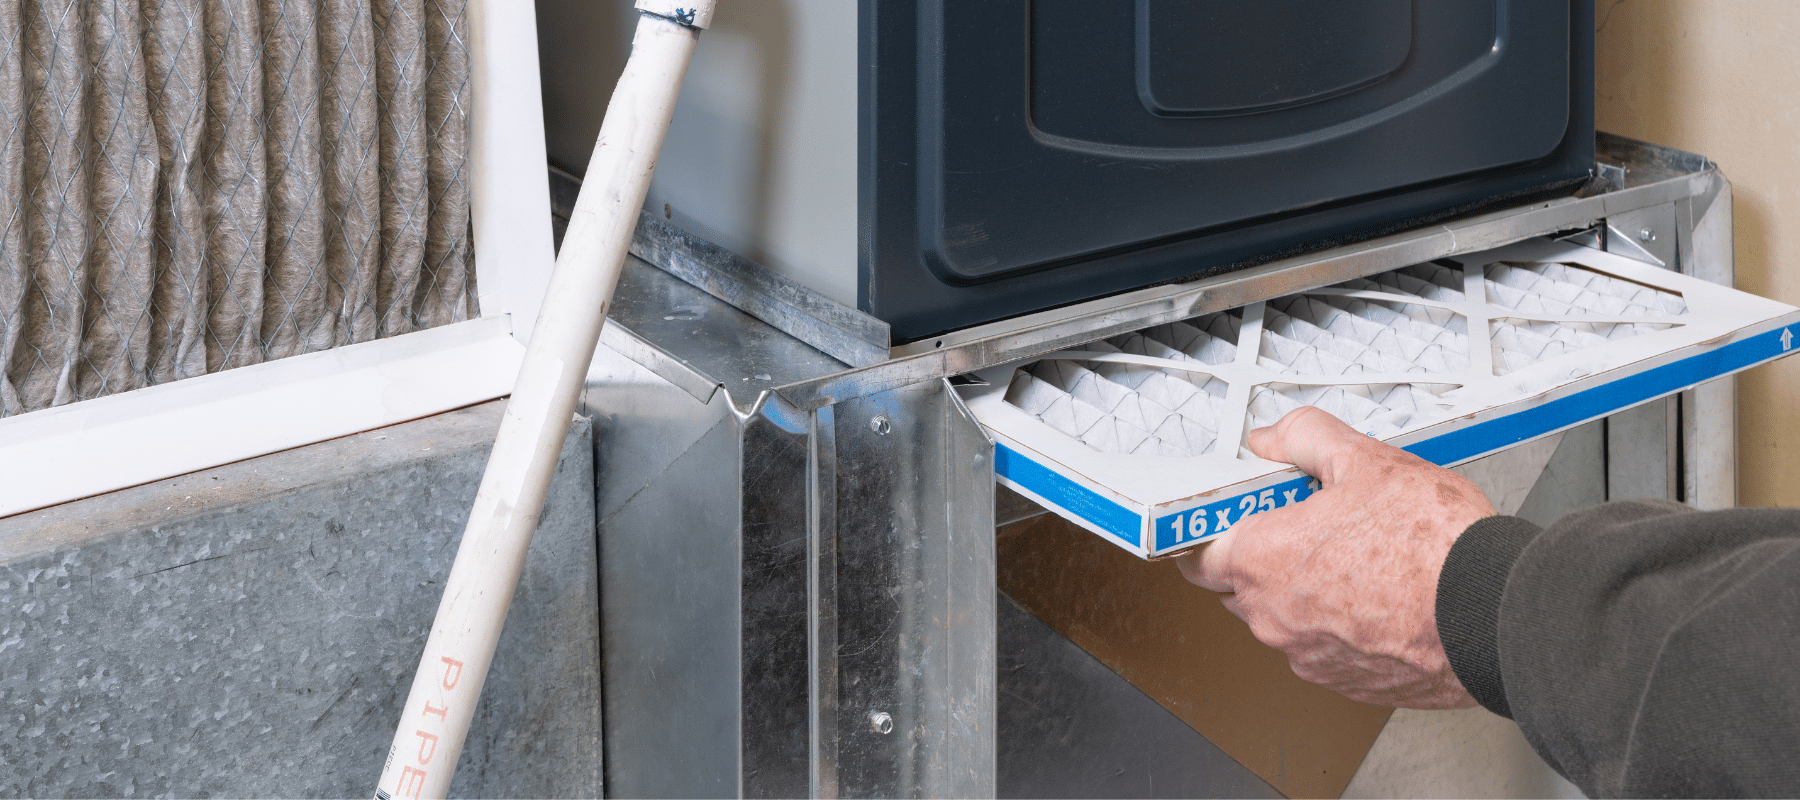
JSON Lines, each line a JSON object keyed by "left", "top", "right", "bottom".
{"left": 1005, "top": 313, "right": 1239, "bottom": 458}
{"left": 1486, "top": 261, "right": 1685, "bottom": 375}
{"left": 1003, "top": 255, "right": 1693, "bottom": 459}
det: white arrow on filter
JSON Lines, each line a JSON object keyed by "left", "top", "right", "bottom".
{"left": 1783, "top": 327, "right": 1794, "bottom": 352}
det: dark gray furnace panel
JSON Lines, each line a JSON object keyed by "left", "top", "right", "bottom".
{"left": 865, "top": 0, "right": 1595, "bottom": 340}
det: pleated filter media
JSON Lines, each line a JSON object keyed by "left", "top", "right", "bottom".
{"left": 959, "top": 237, "right": 1800, "bottom": 558}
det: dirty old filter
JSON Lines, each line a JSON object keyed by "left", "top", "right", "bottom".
{"left": 958, "top": 237, "right": 1800, "bottom": 559}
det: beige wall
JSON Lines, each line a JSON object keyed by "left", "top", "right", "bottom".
{"left": 1595, "top": 1, "right": 1800, "bottom": 507}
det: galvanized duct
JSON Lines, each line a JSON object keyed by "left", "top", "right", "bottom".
{"left": 0, "top": 0, "right": 474, "bottom": 417}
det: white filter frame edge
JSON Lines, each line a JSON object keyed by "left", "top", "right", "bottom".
{"left": 0, "top": 317, "right": 526, "bottom": 519}
{"left": 965, "top": 238, "right": 1800, "bottom": 559}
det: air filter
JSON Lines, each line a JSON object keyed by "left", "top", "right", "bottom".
{"left": 959, "top": 237, "right": 1800, "bottom": 559}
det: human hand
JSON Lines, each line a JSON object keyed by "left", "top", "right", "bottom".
{"left": 1176, "top": 407, "right": 1493, "bottom": 709}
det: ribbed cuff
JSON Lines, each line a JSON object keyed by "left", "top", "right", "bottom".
{"left": 1436, "top": 515, "right": 1543, "bottom": 719}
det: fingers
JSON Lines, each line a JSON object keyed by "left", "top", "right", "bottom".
{"left": 1184, "top": 407, "right": 1371, "bottom": 595}
{"left": 1216, "top": 592, "right": 1246, "bottom": 620}
{"left": 1176, "top": 507, "right": 1284, "bottom": 594}
{"left": 1245, "top": 406, "right": 1379, "bottom": 486}
{"left": 1175, "top": 537, "right": 1234, "bottom": 593}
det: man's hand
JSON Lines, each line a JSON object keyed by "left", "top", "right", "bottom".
{"left": 1176, "top": 406, "right": 1493, "bottom": 709}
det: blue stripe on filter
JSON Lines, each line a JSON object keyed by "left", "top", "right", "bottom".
{"left": 1407, "top": 324, "right": 1796, "bottom": 466}
{"left": 994, "top": 443, "right": 1142, "bottom": 548}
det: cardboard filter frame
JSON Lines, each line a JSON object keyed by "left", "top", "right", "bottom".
{"left": 959, "top": 237, "right": 1800, "bottom": 559}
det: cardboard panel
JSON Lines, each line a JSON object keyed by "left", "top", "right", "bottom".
{"left": 998, "top": 511, "right": 1392, "bottom": 799}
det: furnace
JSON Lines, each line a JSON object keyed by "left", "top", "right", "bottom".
{"left": 523, "top": 2, "right": 1790, "bottom": 795}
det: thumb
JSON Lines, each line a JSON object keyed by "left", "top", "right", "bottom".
{"left": 1244, "top": 406, "right": 1375, "bottom": 487}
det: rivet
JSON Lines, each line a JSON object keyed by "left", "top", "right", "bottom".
{"left": 1638, "top": 227, "right": 1656, "bottom": 242}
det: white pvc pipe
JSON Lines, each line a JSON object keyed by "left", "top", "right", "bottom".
{"left": 375, "top": 3, "right": 715, "bottom": 797}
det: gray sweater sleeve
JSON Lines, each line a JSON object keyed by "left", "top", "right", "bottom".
{"left": 1435, "top": 500, "right": 1800, "bottom": 798}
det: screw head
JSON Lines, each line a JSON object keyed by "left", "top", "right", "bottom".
{"left": 870, "top": 415, "right": 892, "bottom": 435}
{"left": 1638, "top": 227, "right": 1656, "bottom": 242}
{"left": 870, "top": 710, "right": 894, "bottom": 734}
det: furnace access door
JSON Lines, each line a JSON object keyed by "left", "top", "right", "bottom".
{"left": 864, "top": 0, "right": 1595, "bottom": 340}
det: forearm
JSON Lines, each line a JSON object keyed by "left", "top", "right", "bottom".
{"left": 1437, "top": 500, "right": 1800, "bottom": 797}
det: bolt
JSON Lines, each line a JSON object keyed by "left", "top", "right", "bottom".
{"left": 870, "top": 710, "right": 894, "bottom": 735}
{"left": 870, "top": 415, "right": 892, "bottom": 435}
{"left": 1639, "top": 227, "right": 1656, "bottom": 242}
